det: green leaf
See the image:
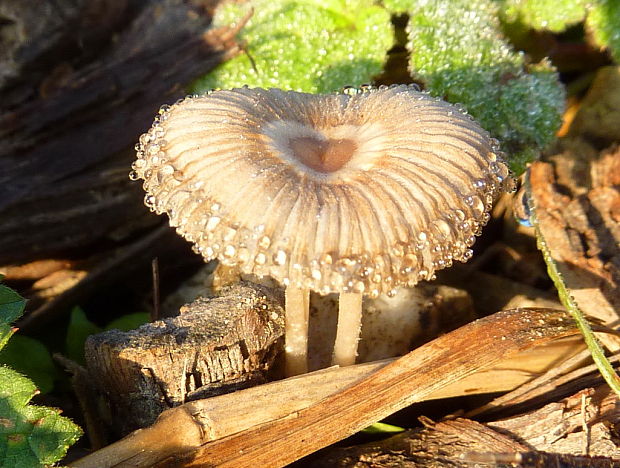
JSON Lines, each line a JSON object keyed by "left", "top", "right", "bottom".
{"left": 362, "top": 422, "right": 405, "bottom": 434}
{"left": 0, "top": 286, "right": 26, "bottom": 350}
{"left": 193, "top": 0, "right": 393, "bottom": 94}
{"left": 0, "top": 368, "right": 82, "bottom": 467}
{"left": 65, "top": 307, "right": 102, "bottom": 365}
{"left": 497, "top": 0, "right": 588, "bottom": 33}
{"left": 587, "top": 0, "right": 620, "bottom": 63}
{"left": 0, "top": 336, "right": 57, "bottom": 394}
{"left": 0, "top": 284, "right": 82, "bottom": 466}
{"left": 105, "top": 312, "right": 149, "bottom": 332}
{"left": 387, "top": 0, "right": 565, "bottom": 174}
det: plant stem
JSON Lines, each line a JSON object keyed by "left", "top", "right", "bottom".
{"left": 285, "top": 286, "right": 310, "bottom": 376}
{"left": 332, "top": 292, "right": 363, "bottom": 367}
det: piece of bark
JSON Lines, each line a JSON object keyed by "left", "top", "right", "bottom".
{"left": 312, "top": 386, "right": 620, "bottom": 467}
{"left": 0, "top": 0, "right": 240, "bottom": 264}
{"left": 0, "top": 0, "right": 136, "bottom": 93}
{"left": 71, "top": 307, "right": 577, "bottom": 468}
{"left": 490, "top": 386, "right": 620, "bottom": 458}
{"left": 529, "top": 144, "right": 620, "bottom": 350}
{"left": 84, "top": 281, "right": 284, "bottom": 436}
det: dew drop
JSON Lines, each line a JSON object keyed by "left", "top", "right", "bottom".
{"left": 513, "top": 186, "right": 533, "bottom": 227}
{"left": 453, "top": 209, "right": 466, "bottom": 221}
{"left": 223, "top": 245, "right": 236, "bottom": 258}
{"left": 274, "top": 250, "right": 287, "bottom": 266}
{"left": 258, "top": 236, "right": 271, "bottom": 249}
{"left": 206, "top": 216, "right": 221, "bottom": 232}
{"left": 159, "top": 165, "right": 174, "bottom": 178}
{"left": 360, "top": 266, "right": 373, "bottom": 278}
{"left": 435, "top": 219, "right": 452, "bottom": 239}
{"left": 391, "top": 243, "right": 405, "bottom": 257}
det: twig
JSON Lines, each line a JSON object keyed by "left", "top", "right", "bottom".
{"left": 151, "top": 257, "right": 160, "bottom": 322}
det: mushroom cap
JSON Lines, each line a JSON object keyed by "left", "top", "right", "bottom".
{"left": 132, "top": 85, "right": 511, "bottom": 298}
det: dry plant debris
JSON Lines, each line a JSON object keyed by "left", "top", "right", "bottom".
{"left": 71, "top": 307, "right": 576, "bottom": 467}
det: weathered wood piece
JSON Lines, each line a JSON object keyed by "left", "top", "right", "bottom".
{"left": 0, "top": 0, "right": 134, "bottom": 93}
{"left": 529, "top": 144, "right": 620, "bottom": 351}
{"left": 84, "top": 282, "right": 284, "bottom": 435}
{"left": 71, "top": 307, "right": 577, "bottom": 468}
{"left": 313, "top": 385, "right": 620, "bottom": 467}
{"left": 0, "top": 0, "right": 240, "bottom": 264}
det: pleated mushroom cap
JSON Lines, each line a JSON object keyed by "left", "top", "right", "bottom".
{"left": 132, "top": 85, "right": 512, "bottom": 298}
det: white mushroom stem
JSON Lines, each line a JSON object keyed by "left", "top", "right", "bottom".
{"left": 332, "top": 292, "right": 363, "bottom": 367}
{"left": 284, "top": 286, "right": 310, "bottom": 376}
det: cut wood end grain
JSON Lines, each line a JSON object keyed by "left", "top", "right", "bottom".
{"left": 84, "top": 281, "right": 285, "bottom": 436}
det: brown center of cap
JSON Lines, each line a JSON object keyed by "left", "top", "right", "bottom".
{"left": 289, "top": 136, "right": 357, "bottom": 173}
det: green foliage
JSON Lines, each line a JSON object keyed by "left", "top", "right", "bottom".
{"left": 587, "top": 0, "right": 620, "bottom": 62}
{"left": 497, "top": 0, "right": 620, "bottom": 63}
{"left": 0, "top": 284, "right": 81, "bottom": 467}
{"left": 67, "top": 307, "right": 149, "bottom": 365}
{"left": 362, "top": 422, "right": 405, "bottom": 434}
{"left": 65, "top": 307, "right": 102, "bottom": 365}
{"left": 389, "top": 0, "right": 564, "bottom": 174}
{"left": 498, "top": 0, "right": 589, "bottom": 32}
{"left": 105, "top": 312, "right": 149, "bottom": 332}
{"left": 196, "top": 0, "right": 570, "bottom": 173}
{"left": 0, "top": 284, "right": 25, "bottom": 350}
{"left": 193, "top": 0, "right": 392, "bottom": 93}
{"left": 0, "top": 335, "right": 57, "bottom": 394}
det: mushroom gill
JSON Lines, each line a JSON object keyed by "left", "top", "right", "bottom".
{"left": 132, "top": 85, "right": 512, "bottom": 376}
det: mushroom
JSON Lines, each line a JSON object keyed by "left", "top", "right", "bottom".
{"left": 131, "top": 85, "right": 512, "bottom": 376}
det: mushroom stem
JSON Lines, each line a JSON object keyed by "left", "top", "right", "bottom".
{"left": 284, "top": 286, "right": 310, "bottom": 376}
{"left": 332, "top": 292, "right": 363, "bottom": 367}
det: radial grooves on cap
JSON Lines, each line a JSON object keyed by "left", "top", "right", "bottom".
{"left": 133, "top": 85, "right": 512, "bottom": 297}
